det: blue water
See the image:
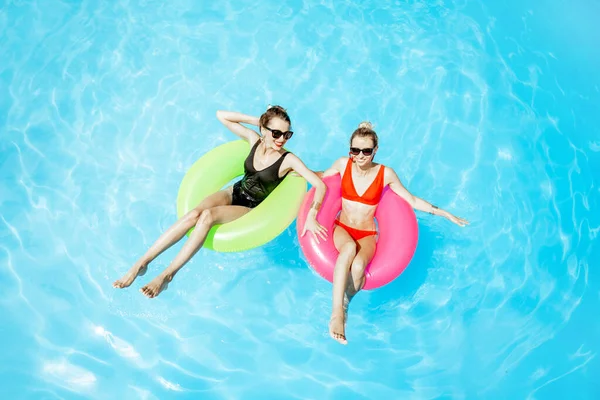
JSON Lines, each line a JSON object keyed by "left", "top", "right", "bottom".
{"left": 1, "top": 0, "right": 599, "bottom": 398}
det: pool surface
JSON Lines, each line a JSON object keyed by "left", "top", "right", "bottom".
{"left": 1, "top": 0, "right": 599, "bottom": 399}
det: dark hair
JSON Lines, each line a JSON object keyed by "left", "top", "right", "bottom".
{"left": 350, "top": 121, "right": 378, "bottom": 147}
{"left": 259, "top": 105, "right": 291, "bottom": 128}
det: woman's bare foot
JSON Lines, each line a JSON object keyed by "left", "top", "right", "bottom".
{"left": 329, "top": 311, "right": 347, "bottom": 345}
{"left": 140, "top": 273, "right": 172, "bottom": 298}
{"left": 113, "top": 262, "right": 148, "bottom": 288}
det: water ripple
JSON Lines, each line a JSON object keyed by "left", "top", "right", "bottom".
{"left": 1, "top": 0, "right": 598, "bottom": 399}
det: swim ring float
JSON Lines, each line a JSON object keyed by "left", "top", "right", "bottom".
{"left": 296, "top": 174, "right": 418, "bottom": 290}
{"left": 177, "top": 140, "right": 307, "bottom": 252}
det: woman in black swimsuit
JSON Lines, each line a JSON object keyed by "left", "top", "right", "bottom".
{"left": 113, "top": 106, "right": 327, "bottom": 297}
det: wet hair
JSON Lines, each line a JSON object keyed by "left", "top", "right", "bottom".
{"left": 259, "top": 105, "right": 291, "bottom": 128}
{"left": 350, "top": 121, "right": 378, "bottom": 148}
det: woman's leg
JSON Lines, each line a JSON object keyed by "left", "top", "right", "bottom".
{"left": 113, "top": 188, "right": 233, "bottom": 288}
{"left": 140, "top": 204, "right": 250, "bottom": 298}
{"left": 329, "top": 226, "right": 356, "bottom": 345}
{"left": 346, "top": 235, "right": 377, "bottom": 298}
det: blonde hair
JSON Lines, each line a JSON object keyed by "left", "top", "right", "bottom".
{"left": 350, "top": 121, "right": 378, "bottom": 147}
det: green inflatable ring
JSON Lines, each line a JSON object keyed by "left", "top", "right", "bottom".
{"left": 176, "top": 140, "right": 307, "bottom": 252}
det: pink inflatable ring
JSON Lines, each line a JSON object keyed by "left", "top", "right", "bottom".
{"left": 296, "top": 174, "right": 419, "bottom": 290}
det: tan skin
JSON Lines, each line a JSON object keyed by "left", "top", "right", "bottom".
{"left": 113, "top": 110, "right": 328, "bottom": 298}
{"left": 322, "top": 135, "right": 469, "bottom": 344}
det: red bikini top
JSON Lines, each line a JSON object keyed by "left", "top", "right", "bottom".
{"left": 341, "top": 158, "right": 385, "bottom": 206}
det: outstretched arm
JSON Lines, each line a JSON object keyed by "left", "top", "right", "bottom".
{"left": 385, "top": 167, "right": 469, "bottom": 227}
{"left": 286, "top": 154, "right": 329, "bottom": 243}
{"left": 216, "top": 110, "right": 261, "bottom": 144}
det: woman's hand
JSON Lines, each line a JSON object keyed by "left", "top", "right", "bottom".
{"left": 444, "top": 212, "right": 469, "bottom": 227}
{"left": 301, "top": 210, "right": 328, "bottom": 244}
{"left": 216, "top": 110, "right": 260, "bottom": 143}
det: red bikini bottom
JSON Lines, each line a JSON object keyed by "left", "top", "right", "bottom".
{"left": 334, "top": 219, "right": 378, "bottom": 241}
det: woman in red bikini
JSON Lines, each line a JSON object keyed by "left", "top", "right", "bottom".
{"left": 320, "top": 122, "right": 469, "bottom": 344}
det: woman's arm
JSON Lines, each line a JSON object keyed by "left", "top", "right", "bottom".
{"left": 385, "top": 167, "right": 469, "bottom": 227}
{"left": 216, "top": 110, "right": 261, "bottom": 144}
{"left": 285, "top": 154, "right": 329, "bottom": 242}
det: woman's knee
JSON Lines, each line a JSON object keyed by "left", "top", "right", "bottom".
{"left": 351, "top": 257, "right": 367, "bottom": 276}
{"left": 185, "top": 208, "right": 203, "bottom": 224}
{"left": 196, "top": 209, "right": 215, "bottom": 227}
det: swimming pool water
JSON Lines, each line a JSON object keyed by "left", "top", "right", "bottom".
{"left": 1, "top": 0, "right": 599, "bottom": 399}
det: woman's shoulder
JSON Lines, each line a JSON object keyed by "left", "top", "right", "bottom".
{"left": 382, "top": 165, "right": 401, "bottom": 183}
{"left": 337, "top": 156, "right": 350, "bottom": 165}
{"left": 282, "top": 148, "right": 296, "bottom": 158}
{"left": 330, "top": 156, "right": 350, "bottom": 171}
{"left": 280, "top": 150, "right": 298, "bottom": 167}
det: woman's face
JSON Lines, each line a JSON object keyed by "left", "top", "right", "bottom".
{"left": 350, "top": 136, "right": 377, "bottom": 166}
{"left": 261, "top": 117, "right": 292, "bottom": 151}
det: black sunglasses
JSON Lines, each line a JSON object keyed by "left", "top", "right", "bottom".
{"left": 350, "top": 147, "right": 374, "bottom": 156}
{"left": 263, "top": 126, "right": 294, "bottom": 140}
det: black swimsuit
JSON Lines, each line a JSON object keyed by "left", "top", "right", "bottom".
{"left": 231, "top": 141, "right": 290, "bottom": 208}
